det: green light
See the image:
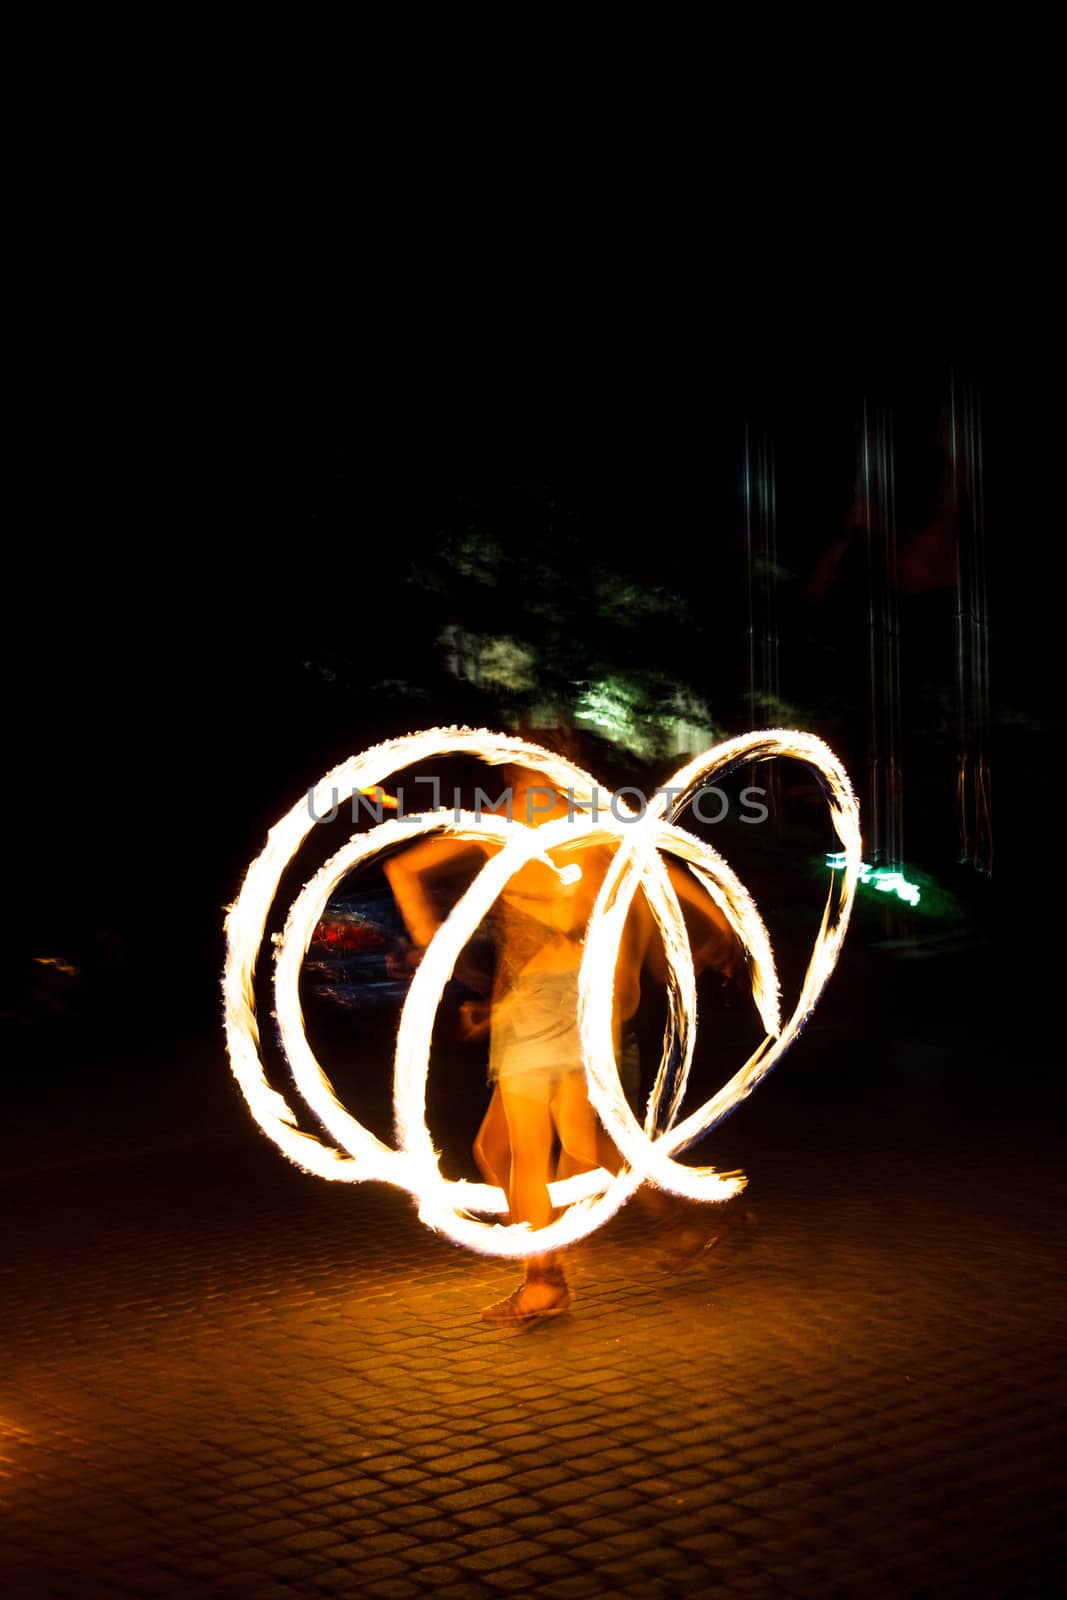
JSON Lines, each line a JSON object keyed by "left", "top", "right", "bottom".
{"left": 826, "top": 854, "right": 921, "bottom": 907}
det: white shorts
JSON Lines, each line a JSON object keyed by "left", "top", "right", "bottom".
{"left": 489, "top": 968, "right": 584, "bottom": 1102}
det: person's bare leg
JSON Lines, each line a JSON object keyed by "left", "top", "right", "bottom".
{"left": 555, "top": 1120, "right": 622, "bottom": 1180}
{"left": 554, "top": 1070, "right": 621, "bottom": 1177}
{"left": 481, "top": 1084, "right": 569, "bottom": 1319}
{"left": 473, "top": 1087, "right": 512, "bottom": 1218}
{"left": 501, "top": 1089, "right": 554, "bottom": 1231}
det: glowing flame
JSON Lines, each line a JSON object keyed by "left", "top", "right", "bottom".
{"left": 361, "top": 785, "right": 398, "bottom": 811}
{"left": 223, "top": 728, "right": 861, "bottom": 1256}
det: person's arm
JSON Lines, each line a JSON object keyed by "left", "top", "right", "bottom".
{"left": 615, "top": 886, "right": 654, "bottom": 1022}
{"left": 672, "top": 859, "right": 742, "bottom": 979}
{"left": 383, "top": 836, "right": 489, "bottom": 952}
{"left": 641, "top": 860, "right": 742, "bottom": 985}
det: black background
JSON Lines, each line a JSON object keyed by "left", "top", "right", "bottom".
{"left": 6, "top": 331, "right": 1052, "bottom": 1048}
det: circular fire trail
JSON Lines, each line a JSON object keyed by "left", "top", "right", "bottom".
{"left": 223, "top": 728, "right": 860, "bottom": 1256}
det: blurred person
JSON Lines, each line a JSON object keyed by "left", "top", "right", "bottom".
{"left": 385, "top": 765, "right": 739, "bottom": 1324}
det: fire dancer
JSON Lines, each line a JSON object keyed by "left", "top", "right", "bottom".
{"left": 385, "top": 765, "right": 739, "bottom": 1324}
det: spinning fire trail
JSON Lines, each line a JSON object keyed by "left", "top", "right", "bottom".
{"left": 223, "top": 728, "right": 861, "bottom": 1257}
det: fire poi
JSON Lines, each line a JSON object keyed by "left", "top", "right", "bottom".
{"left": 223, "top": 728, "right": 860, "bottom": 1257}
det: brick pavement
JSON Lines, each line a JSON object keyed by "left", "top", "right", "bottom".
{"left": 1, "top": 1017, "right": 1064, "bottom": 1599}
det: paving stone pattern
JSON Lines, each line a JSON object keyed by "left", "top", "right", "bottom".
{"left": 1, "top": 1025, "right": 1064, "bottom": 1598}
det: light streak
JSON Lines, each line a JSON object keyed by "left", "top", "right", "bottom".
{"left": 33, "top": 956, "right": 79, "bottom": 976}
{"left": 361, "top": 785, "right": 398, "bottom": 811}
{"left": 826, "top": 852, "right": 920, "bottom": 907}
{"left": 224, "top": 728, "right": 861, "bottom": 1256}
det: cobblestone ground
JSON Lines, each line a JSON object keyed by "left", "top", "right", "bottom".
{"left": 2, "top": 1010, "right": 1064, "bottom": 1599}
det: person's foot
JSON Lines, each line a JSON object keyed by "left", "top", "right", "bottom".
{"left": 649, "top": 1200, "right": 756, "bottom": 1267}
{"left": 480, "top": 1263, "right": 571, "bottom": 1323}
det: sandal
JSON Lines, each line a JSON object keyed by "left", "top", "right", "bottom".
{"left": 480, "top": 1263, "right": 571, "bottom": 1324}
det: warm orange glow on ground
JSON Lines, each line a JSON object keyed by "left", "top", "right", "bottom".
{"left": 0, "top": 1417, "right": 32, "bottom": 1478}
